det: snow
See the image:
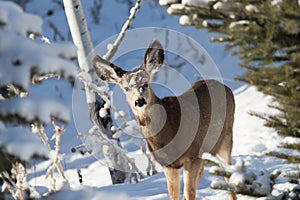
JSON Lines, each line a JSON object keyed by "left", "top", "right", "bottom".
{"left": 159, "top": 0, "right": 180, "bottom": 6}
{"left": 202, "top": 20, "right": 208, "bottom": 27}
{"left": 119, "top": 110, "right": 126, "bottom": 118}
{"left": 213, "top": 2, "right": 224, "bottom": 10}
{"left": 233, "top": 86, "right": 280, "bottom": 156}
{"left": 22, "top": 85, "right": 297, "bottom": 199}
{"left": 179, "top": 15, "right": 191, "bottom": 26}
{"left": 0, "top": 1, "right": 77, "bottom": 91}
{"left": 271, "top": 0, "right": 283, "bottom": 5}
{"left": 182, "top": 0, "right": 212, "bottom": 8}
{"left": 50, "top": 188, "right": 129, "bottom": 200}
{"left": 245, "top": 4, "right": 259, "bottom": 13}
{"left": 229, "top": 20, "right": 250, "bottom": 29}
{"left": 99, "top": 107, "right": 108, "bottom": 118}
{"left": 0, "top": 1, "right": 42, "bottom": 35}
{"left": 0, "top": 0, "right": 77, "bottom": 164}
{"left": 1, "top": 0, "right": 298, "bottom": 199}
{"left": 0, "top": 96, "right": 70, "bottom": 124}
{"left": 0, "top": 127, "right": 49, "bottom": 161}
{"left": 0, "top": 30, "right": 77, "bottom": 90}
{"left": 0, "top": 94, "right": 4, "bottom": 101}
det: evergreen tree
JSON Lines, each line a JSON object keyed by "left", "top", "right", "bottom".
{"left": 0, "top": 1, "right": 76, "bottom": 173}
{"left": 160, "top": 0, "right": 300, "bottom": 142}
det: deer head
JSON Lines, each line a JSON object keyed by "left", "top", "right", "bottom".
{"left": 93, "top": 39, "right": 164, "bottom": 113}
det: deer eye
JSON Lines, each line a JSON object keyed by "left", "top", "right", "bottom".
{"left": 142, "top": 84, "right": 149, "bottom": 88}
{"left": 123, "top": 86, "right": 129, "bottom": 92}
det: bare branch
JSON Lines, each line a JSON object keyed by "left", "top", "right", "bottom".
{"left": 0, "top": 162, "right": 41, "bottom": 199}
{"left": 32, "top": 123, "right": 51, "bottom": 150}
{"left": 103, "top": 0, "right": 142, "bottom": 61}
{"left": 45, "top": 119, "right": 68, "bottom": 192}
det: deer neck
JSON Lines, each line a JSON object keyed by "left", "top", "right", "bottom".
{"left": 131, "top": 90, "right": 182, "bottom": 165}
{"left": 130, "top": 90, "right": 166, "bottom": 136}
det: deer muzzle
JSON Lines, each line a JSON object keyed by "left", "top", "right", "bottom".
{"left": 135, "top": 98, "right": 147, "bottom": 107}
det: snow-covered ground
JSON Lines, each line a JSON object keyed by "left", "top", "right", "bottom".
{"left": 25, "top": 85, "right": 296, "bottom": 200}
{"left": 1, "top": 0, "right": 298, "bottom": 199}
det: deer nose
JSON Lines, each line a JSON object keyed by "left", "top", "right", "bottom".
{"left": 135, "top": 98, "right": 147, "bottom": 107}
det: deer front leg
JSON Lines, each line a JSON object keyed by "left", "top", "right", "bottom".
{"left": 183, "top": 159, "right": 204, "bottom": 200}
{"left": 164, "top": 167, "right": 180, "bottom": 200}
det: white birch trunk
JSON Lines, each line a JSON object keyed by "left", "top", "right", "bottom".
{"left": 63, "top": 0, "right": 96, "bottom": 104}
{"left": 63, "top": 0, "right": 127, "bottom": 184}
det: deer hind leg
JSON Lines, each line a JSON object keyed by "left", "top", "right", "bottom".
{"left": 223, "top": 172, "right": 237, "bottom": 200}
{"left": 223, "top": 162, "right": 237, "bottom": 200}
{"left": 183, "top": 159, "right": 204, "bottom": 200}
{"left": 217, "top": 127, "right": 237, "bottom": 200}
{"left": 196, "top": 159, "right": 205, "bottom": 184}
{"left": 164, "top": 167, "right": 180, "bottom": 200}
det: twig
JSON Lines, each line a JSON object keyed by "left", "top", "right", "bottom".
{"left": 32, "top": 123, "right": 51, "bottom": 150}
{"left": 78, "top": 73, "right": 156, "bottom": 178}
{"left": 1, "top": 172, "right": 18, "bottom": 199}
{"left": 77, "top": 72, "right": 109, "bottom": 103}
{"left": 209, "top": 166, "right": 232, "bottom": 178}
{"left": 0, "top": 162, "right": 40, "bottom": 200}
{"left": 103, "top": 0, "right": 142, "bottom": 61}
{"left": 64, "top": 0, "right": 145, "bottom": 183}
{"left": 11, "top": 163, "right": 26, "bottom": 200}
{"left": 77, "top": 169, "right": 83, "bottom": 184}
{"left": 45, "top": 119, "right": 68, "bottom": 192}
{"left": 78, "top": 76, "right": 156, "bottom": 179}
{"left": 47, "top": 20, "right": 65, "bottom": 41}
{"left": 86, "top": 126, "right": 145, "bottom": 180}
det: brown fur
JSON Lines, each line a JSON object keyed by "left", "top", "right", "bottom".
{"left": 93, "top": 39, "right": 236, "bottom": 200}
{"left": 135, "top": 80, "right": 236, "bottom": 200}
{"left": 139, "top": 80, "right": 235, "bottom": 167}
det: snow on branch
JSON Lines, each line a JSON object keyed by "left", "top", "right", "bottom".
{"left": 103, "top": 0, "right": 142, "bottom": 61}
{"left": 161, "top": 0, "right": 260, "bottom": 30}
{"left": 79, "top": 125, "right": 145, "bottom": 182}
{"left": 203, "top": 153, "right": 282, "bottom": 198}
{"left": 0, "top": 162, "right": 41, "bottom": 200}
{"left": 45, "top": 120, "right": 69, "bottom": 193}
{"left": 0, "top": 96, "right": 70, "bottom": 124}
{"left": 0, "top": 126, "right": 49, "bottom": 162}
{"left": 64, "top": 0, "right": 147, "bottom": 184}
{"left": 0, "top": 30, "right": 77, "bottom": 92}
{"left": 0, "top": 1, "right": 77, "bottom": 94}
{"left": 266, "top": 150, "right": 300, "bottom": 163}
{"left": 159, "top": 0, "right": 180, "bottom": 7}
{"left": 0, "top": 1, "right": 42, "bottom": 36}
{"left": 77, "top": 71, "right": 110, "bottom": 103}
{"left": 76, "top": 71, "right": 157, "bottom": 177}
{"left": 182, "top": 0, "right": 215, "bottom": 9}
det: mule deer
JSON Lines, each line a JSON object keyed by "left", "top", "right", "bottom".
{"left": 93, "top": 39, "right": 236, "bottom": 200}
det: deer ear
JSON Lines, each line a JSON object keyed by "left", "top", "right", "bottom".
{"left": 93, "top": 55, "right": 127, "bottom": 84}
{"left": 142, "top": 39, "right": 164, "bottom": 75}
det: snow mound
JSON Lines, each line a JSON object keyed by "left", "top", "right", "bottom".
{"left": 233, "top": 86, "right": 280, "bottom": 156}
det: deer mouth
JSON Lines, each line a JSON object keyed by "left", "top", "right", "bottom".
{"left": 135, "top": 98, "right": 147, "bottom": 107}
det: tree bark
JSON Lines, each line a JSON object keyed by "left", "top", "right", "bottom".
{"left": 63, "top": 0, "right": 127, "bottom": 184}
